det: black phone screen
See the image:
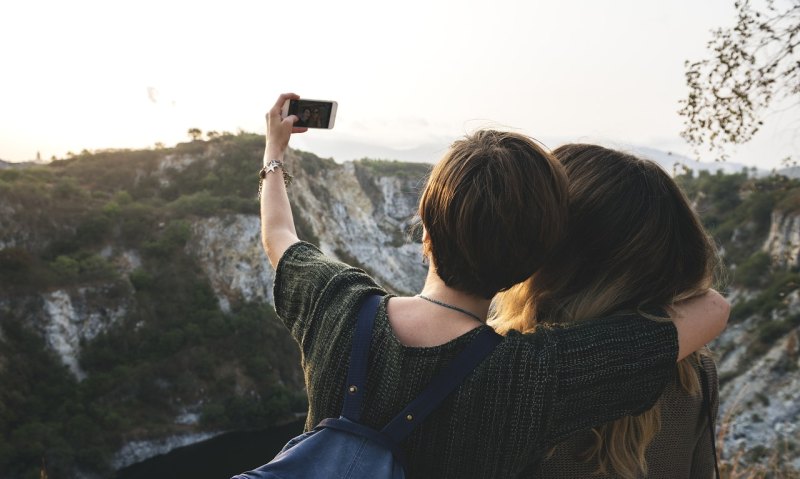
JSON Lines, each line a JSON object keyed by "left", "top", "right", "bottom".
{"left": 288, "top": 100, "right": 333, "bottom": 128}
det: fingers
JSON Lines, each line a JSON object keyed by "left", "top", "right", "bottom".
{"left": 283, "top": 114, "right": 299, "bottom": 127}
{"left": 265, "top": 93, "right": 306, "bottom": 143}
{"left": 270, "top": 92, "right": 300, "bottom": 115}
{"left": 272, "top": 92, "right": 299, "bottom": 110}
{"left": 282, "top": 113, "right": 308, "bottom": 134}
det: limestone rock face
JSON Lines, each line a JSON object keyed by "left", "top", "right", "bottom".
{"left": 189, "top": 215, "right": 274, "bottom": 313}
{"left": 713, "top": 287, "right": 800, "bottom": 470}
{"left": 22, "top": 153, "right": 427, "bottom": 386}
{"left": 763, "top": 210, "right": 800, "bottom": 267}
{"left": 284, "top": 158, "right": 427, "bottom": 295}
{"left": 716, "top": 329, "right": 800, "bottom": 470}
{"left": 38, "top": 287, "right": 130, "bottom": 379}
{"left": 112, "top": 431, "right": 219, "bottom": 470}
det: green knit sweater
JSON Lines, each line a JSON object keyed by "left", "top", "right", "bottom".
{"left": 274, "top": 242, "right": 678, "bottom": 478}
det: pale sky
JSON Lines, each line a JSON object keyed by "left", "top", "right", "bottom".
{"left": 1, "top": 0, "right": 797, "bottom": 168}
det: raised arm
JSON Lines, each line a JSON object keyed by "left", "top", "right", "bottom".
{"left": 671, "top": 289, "right": 729, "bottom": 360}
{"left": 261, "top": 93, "right": 307, "bottom": 268}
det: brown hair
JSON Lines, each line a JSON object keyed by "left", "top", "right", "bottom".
{"left": 418, "top": 130, "right": 568, "bottom": 298}
{"left": 492, "top": 144, "right": 719, "bottom": 478}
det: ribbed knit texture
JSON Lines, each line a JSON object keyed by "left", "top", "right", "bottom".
{"left": 274, "top": 242, "right": 679, "bottom": 478}
{"left": 534, "top": 355, "right": 719, "bottom": 479}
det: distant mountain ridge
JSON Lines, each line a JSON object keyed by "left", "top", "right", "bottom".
{"left": 629, "top": 146, "right": 762, "bottom": 176}
{"left": 0, "top": 137, "right": 780, "bottom": 177}
{"left": 292, "top": 135, "right": 778, "bottom": 177}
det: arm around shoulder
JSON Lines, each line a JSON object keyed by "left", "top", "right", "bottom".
{"left": 671, "top": 290, "right": 730, "bottom": 361}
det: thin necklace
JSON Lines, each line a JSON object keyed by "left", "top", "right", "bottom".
{"left": 416, "top": 294, "right": 483, "bottom": 322}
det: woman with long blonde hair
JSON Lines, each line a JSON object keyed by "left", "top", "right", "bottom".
{"left": 492, "top": 144, "right": 719, "bottom": 478}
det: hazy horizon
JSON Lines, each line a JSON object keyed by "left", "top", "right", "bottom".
{"left": 1, "top": 0, "right": 797, "bottom": 168}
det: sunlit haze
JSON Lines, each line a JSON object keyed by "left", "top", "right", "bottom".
{"left": 1, "top": 0, "right": 797, "bottom": 168}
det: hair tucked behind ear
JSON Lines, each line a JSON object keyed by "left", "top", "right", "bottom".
{"left": 491, "top": 144, "right": 720, "bottom": 479}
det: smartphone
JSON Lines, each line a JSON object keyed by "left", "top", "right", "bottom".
{"left": 281, "top": 98, "right": 338, "bottom": 129}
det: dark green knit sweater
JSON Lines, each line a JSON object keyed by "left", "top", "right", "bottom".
{"left": 274, "top": 242, "right": 678, "bottom": 478}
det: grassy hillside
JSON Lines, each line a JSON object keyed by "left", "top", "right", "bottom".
{"left": 0, "top": 134, "right": 324, "bottom": 478}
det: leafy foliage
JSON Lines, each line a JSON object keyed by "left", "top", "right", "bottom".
{"left": 679, "top": 0, "right": 800, "bottom": 161}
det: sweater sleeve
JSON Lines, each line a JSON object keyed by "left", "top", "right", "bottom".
{"left": 542, "top": 313, "right": 679, "bottom": 445}
{"left": 273, "top": 241, "right": 385, "bottom": 353}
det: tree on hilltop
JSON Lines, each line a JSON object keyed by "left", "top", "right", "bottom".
{"left": 187, "top": 128, "right": 203, "bottom": 141}
{"left": 679, "top": 0, "right": 799, "bottom": 162}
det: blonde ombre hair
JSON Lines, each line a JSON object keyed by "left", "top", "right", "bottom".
{"left": 491, "top": 144, "right": 719, "bottom": 479}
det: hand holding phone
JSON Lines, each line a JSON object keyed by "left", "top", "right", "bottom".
{"left": 281, "top": 98, "right": 338, "bottom": 129}
{"left": 266, "top": 92, "right": 305, "bottom": 160}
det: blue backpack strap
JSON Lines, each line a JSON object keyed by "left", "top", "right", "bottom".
{"left": 318, "top": 417, "right": 408, "bottom": 470}
{"left": 381, "top": 327, "right": 502, "bottom": 442}
{"left": 340, "top": 294, "right": 383, "bottom": 421}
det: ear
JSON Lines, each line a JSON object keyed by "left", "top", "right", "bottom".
{"left": 421, "top": 226, "right": 432, "bottom": 263}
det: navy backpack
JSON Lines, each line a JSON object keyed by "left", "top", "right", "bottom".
{"left": 232, "top": 294, "right": 502, "bottom": 479}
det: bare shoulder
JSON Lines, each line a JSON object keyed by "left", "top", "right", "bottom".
{"left": 386, "top": 297, "right": 483, "bottom": 348}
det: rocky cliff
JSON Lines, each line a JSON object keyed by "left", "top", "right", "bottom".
{"left": 0, "top": 135, "right": 430, "bottom": 477}
{"left": 711, "top": 204, "right": 800, "bottom": 471}
{"left": 1, "top": 139, "right": 799, "bottom": 476}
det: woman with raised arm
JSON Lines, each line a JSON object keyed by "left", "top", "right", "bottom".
{"left": 259, "top": 93, "right": 728, "bottom": 478}
{"left": 492, "top": 144, "right": 722, "bottom": 478}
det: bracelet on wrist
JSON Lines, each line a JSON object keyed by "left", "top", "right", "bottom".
{"left": 257, "top": 160, "right": 293, "bottom": 200}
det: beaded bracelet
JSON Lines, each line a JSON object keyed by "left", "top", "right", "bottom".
{"left": 258, "top": 160, "right": 293, "bottom": 200}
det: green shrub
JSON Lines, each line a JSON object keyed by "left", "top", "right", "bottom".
{"left": 102, "top": 200, "right": 121, "bottom": 216}
{"left": 296, "top": 150, "right": 337, "bottom": 176}
{"left": 757, "top": 314, "right": 800, "bottom": 344}
{"left": 78, "top": 255, "right": 117, "bottom": 280}
{"left": 745, "top": 313, "right": 800, "bottom": 359}
{"left": 0, "top": 247, "right": 34, "bottom": 273}
{"left": 734, "top": 252, "right": 772, "bottom": 287}
{"left": 291, "top": 203, "right": 320, "bottom": 246}
{"left": 731, "top": 272, "right": 800, "bottom": 321}
{"left": 0, "top": 168, "right": 21, "bottom": 182}
{"left": 0, "top": 247, "right": 54, "bottom": 291}
{"left": 143, "top": 220, "right": 191, "bottom": 258}
{"left": 777, "top": 188, "right": 800, "bottom": 213}
{"left": 113, "top": 190, "right": 133, "bottom": 205}
{"left": 51, "top": 255, "right": 80, "bottom": 279}
{"left": 54, "top": 178, "right": 86, "bottom": 200}
{"left": 119, "top": 203, "right": 159, "bottom": 245}
{"left": 76, "top": 215, "right": 112, "bottom": 245}
{"left": 200, "top": 403, "right": 226, "bottom": 426}
{"left": 169, "top": 191, "right": 221, "bottom": 216}
{"left": 129, "top": 268, "right": 154, "bottom": 291}
{"left": 355, "top": 158, "right": 431, "bottom": 179}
